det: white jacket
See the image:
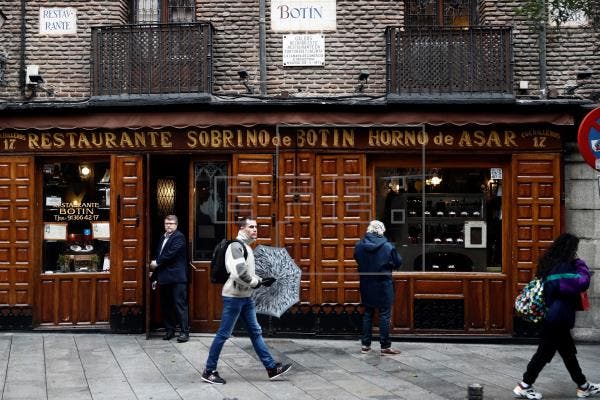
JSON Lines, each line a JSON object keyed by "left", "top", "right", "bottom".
{"left": 222, "top": 232, "right": 261, "bottom": 298}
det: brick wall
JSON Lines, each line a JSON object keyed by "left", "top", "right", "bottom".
{"left": 0, "top": 0, "right": 127, "bottom": 101}
{"left": 0, "top": 0, "right": 598, "bottom": 101}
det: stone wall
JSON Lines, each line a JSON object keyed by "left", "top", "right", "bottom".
{"left": 564, "top": 141, "right": 600, "bottom": 341}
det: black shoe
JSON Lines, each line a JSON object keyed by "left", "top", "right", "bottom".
{"left": 163, "top": 331, "right": 175, "bottom": 340}
{"left": 177, "top": 333, "right": 189, "bottom": 343}
{"left": 201, "top": 369, "right": 226, "bottom": 384}
{"left": 267, "top": 363, "right": 292, "bottom": 380}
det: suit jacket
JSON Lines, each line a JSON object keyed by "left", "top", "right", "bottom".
{"left": 154, "top": 229, "right": 188, "bottom": 284}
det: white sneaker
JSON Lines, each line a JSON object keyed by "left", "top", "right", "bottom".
{"left": 577, "top": 382, "right": 600, "bottom": 398}
{"left": 513, "top": 383, "right": 542, "bottom": 399}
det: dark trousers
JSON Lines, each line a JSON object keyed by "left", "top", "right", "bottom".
{"left": 361, "top": 305, "right": 392, "bottom": 349}
{"left": 160, "top": 283, "right": 189, "bottom": 334}
{"left": 523, "top": 326, "right": 586, "bottom": 386}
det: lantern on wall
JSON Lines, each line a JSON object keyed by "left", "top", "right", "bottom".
{"left": 156, "top": 178, "right": 176, "bottom": 217}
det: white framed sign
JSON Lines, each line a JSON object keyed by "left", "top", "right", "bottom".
{"left": 283, "top": 34, "right": 325, "bottom": 66}
{"left": 271, "top": 0, "right": 336, "bottom": 32}
{"left": 92, "top": 221, "right": 110, "bottom": 240}
{"left": 44, "top": 223, "right": 67, "bottom": 240}
{"left": 464, "top": 221, "right": 487, "bottom": 249}
{"left": 39, "top": 7, "right": 77, "bottom": 35}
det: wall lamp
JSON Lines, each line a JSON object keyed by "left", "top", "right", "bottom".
{"left": 356, "top": 71, "right": 369, "bottom": 93}
{"left": 25, "top": 65, "right": 54, "bottom": 98}
{"left": 564, "top": 67, "right": 594, "bottom": 95}
{"left": 238, "top": 69, "right": 254, "bottom": 94}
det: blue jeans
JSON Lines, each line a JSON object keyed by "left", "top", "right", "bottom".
{"left": 361, "top": 305, "right": 391, "bottom": 349}
{"left": 205, "top": 296, "right": 276, "bottom": 371}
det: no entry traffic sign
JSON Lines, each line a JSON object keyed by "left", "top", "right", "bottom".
{"left": 578, "top": 107, "right": 600, "bottom": 170}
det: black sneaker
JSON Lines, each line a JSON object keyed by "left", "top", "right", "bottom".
{"left": 201, "top": 369, "right": 226, "bottom": 385}
{"left": 267, "top": 363, "right": 292, "bottom": 380}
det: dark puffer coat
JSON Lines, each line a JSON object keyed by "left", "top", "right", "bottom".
{"left": 544, "top": 258, "right": 590, "bottom": 329}
{"left": 354, "top": 233, "right": 402, "bottom": 308}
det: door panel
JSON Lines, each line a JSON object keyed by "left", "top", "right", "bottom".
{"left": 112, "top": 155, "right": 145, "bottom": 305}
{"left": 511, "top": 154, "right": 560, "bottom": 303}
{"left": 0, "top": 157, "right": 34, "bottom": 306}
{"left": 279, "top": 152, "right": 316, "bottom": 304}
{"left": 315, "top": 154, "right": 369, "bottom": 304}
{"left": 232, "top": 154, "right": 277, "bottom": 245}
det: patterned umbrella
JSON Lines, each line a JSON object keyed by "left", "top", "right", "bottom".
{"left": 252, "top": 245, "right": 301, "bottom": 318}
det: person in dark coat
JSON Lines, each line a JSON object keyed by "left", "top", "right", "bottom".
{"left": 354, "top": 220, "right": 402, "bottom": 355}
{"left": 150, "top": 214, "right": 189, "bottom": 342}
{"left": 513, "top": 233, "right": 599, "bottom": 400}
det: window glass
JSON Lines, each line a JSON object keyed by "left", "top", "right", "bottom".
{"left": 405, "top": 0, "right": 473, "bottom": 27}
{"left": 42, "top": 161, "right": 111, "bottom": 273}
{"left": 193, "top": 161, "right": 227, "bottom": 260}
{"left": 375, "top": 167, "right": 502, "bottom": 273}
{"left": 133, "top": 0, "right": 195, "bottom": 23}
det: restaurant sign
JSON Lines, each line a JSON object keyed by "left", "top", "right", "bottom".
{"left": 0, "top": 125, "right": 562, "bottom": 153}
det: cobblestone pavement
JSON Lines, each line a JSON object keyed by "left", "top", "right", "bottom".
{"left": 0, "top": 333, "right": 598, "bottom": 399}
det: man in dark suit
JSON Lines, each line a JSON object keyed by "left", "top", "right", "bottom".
{"left": 150, "top": 214, "right": 189, "bottom": 342}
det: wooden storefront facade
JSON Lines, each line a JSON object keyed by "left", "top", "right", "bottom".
{"left": 0, "top": 109, "right": 567, "bottom": 335}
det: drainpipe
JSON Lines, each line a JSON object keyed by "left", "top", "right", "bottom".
{"left": 538, "top": 2, "right": 547, "bottom": 99}
{"left": 19, "top": 0, "right": 26, "bottom": 98}
{"left": 259, "top": 0, "right": 266, "bottom": 96}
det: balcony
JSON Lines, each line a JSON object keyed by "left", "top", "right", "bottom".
{"left": 386, "top": 26, "right": 513, "bottom": 102}
{"left": 91, "top": 23, "right": 212, "bottom": 98}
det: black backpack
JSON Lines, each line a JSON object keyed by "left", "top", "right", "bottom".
{"left": 210, "top": 239, "right": 248, "bottom": 284}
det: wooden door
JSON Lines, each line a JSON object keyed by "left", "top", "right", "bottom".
{"left": 191, "top": 154, "right": 277, "bottom": 331}
{"left": 111, "top": 155, "right": 145, "bottom": 306}
{"left": 510, "top": 153, "right": 561, "bottom": 302}
{"left": 315, "top": 155, "right": 370, "bottom": 304}
{"left": 0, "top": 157, "right": 34, "bottom": 308}
{"left": 278, "top": 152, "right": 316, "bottom": 304}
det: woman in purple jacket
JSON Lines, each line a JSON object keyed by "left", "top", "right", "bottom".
{"left": 513, "top": 233, "right": 599, "bottom": 399}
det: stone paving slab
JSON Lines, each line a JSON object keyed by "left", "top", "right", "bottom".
{"left": 0, "top": 333, "right": 598, "bottom": 400}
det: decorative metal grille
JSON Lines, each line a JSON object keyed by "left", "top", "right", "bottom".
{"left": 386, "top": 26, "right": 513, "bottom": 98}
{"left": 91, "top": 22, "right": 212, "bottom": 96}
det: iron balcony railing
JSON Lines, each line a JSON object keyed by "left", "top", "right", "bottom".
{"left": 386, "top": 26, "right": 513, "bottom": 100}
{"left": 91, "top": 22, "right": 212, "bottom": 97}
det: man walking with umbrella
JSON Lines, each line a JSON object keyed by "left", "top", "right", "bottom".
{"left": 202, "top": 216, "right": 292, "bottom": 385}
{"left": 354, "top": 220, "right": 402, "bottom": 355}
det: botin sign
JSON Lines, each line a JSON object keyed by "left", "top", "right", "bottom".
{"left": 578, "top": 107, "right": 600, "bottom": 170}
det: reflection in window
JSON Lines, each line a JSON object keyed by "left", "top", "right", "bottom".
{"left": 42, "top": 161, "right": 111, "bottom": 273}
{"left": 193, "top": 161, "right": 227, "bottom": 260}
{"left": 375, "top": 167, "right": 502, "bottom": 273}
{"left": 405, "top": 0, "right": 475, "bottom": 27}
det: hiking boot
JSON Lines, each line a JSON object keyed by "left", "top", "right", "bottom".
{"left": 201, "top": 369, "right": 226, "bottom": 385}
{"left": 380, "top": 347, "right": 401, "bottom": 355}
{"left": 361, "top": 346, "right": 371, "bottom": 354}
{"left": 513, "top": 383, "right": 542, "bottom": 399}
{"left": 267, "top": 363, "right": 292, "bottom": 380}
{"left": 577, "top": 382, "right": 600, "bottom": 398}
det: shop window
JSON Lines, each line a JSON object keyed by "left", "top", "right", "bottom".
{"left": 42, "top": 161, "right": 111, "bottom": 273}
{"left": 405, "top": 0, "right": 475, "bottom": 27}
{"left": 193, "top": 161, "right": 227, "bottom": 260}
{"left": 132, "top": 0, "right": 195, "bottom": 23}
{"left": 375, "top": 167, "right": 502, "bottom": 273}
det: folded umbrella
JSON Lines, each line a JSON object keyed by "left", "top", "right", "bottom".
{"left": 252, "top": 245, "right": 301, "bottom": 318}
